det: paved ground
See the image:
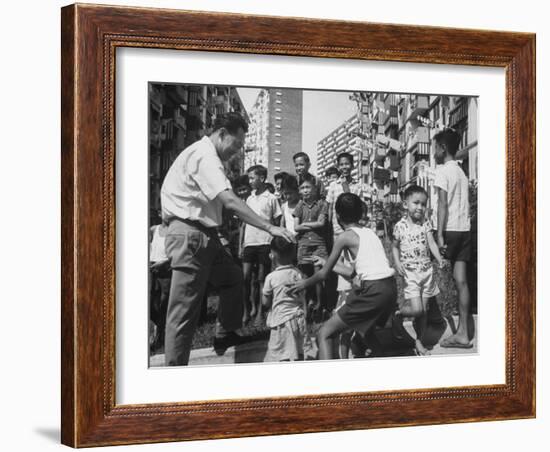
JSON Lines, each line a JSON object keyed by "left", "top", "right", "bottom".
{"left": 150, "top": 314, "right": 477, "bottom": 367}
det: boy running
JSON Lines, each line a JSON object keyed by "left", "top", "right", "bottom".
{"left": 289, "top": 193, "right": 397, "bottom": 360}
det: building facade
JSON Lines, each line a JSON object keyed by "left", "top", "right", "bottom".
{"left": 149, "top": 84, "right": 248, "bottom": 219}
{"left": 316, "top": 115, "right": 362, "bottom": 185}
{"left": 244, "top": 88, "right": 303, "bottom": 180}
{"left": 349, "top": 92, "right": 478, "bottom": 208}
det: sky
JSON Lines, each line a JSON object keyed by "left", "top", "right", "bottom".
{"left": 237, "top": 87, "right": 357, "bottom": 175}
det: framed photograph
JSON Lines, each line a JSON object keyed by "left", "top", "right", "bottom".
{"left": 61, "top": 3, "right": 535, "bottom": 447}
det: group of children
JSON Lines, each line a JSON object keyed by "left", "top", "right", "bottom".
{"left": 150, "top": 128, "right": 473, "bottom": 361}
{"left": 245, "top": 128, "right": 473, "bottom": 361}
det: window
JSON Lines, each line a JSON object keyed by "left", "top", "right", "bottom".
{"left": 275, "top": 108, "right": 282, "bottom": 112}
{"left": 275, "top": 141, "right": 281, "bottom": 145}
{"left": 275, "top": 133, "right": 281, "bottom": 137}
{"left": 275, "top": 125, "right": 282, "bottom": 129}
{"left": 275, "top": 116, "right": 282, "bottom": 120}
{"left": 275, "top": 150, "right": 281, "bottom": 154}
{"left": 276, "top": 91, "right": 282, "bottom": 96}
{"left": 274, "top": 158, "right": 281, "bottom": 162}
{"left": 274, "top": 166, "right": 281, "bottom": 170}
{"left": 276, "top": 100, "right": 282, "bottom": 104}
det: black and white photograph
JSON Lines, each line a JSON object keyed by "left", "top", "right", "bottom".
{"left": 147, "top": 83, "right": 479, "bottom": 367}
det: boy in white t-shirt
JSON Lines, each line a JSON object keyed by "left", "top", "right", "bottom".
{"left": 279, "top": 175, "right": 300, "bottom": 236}
{"left": 242, "top": 165, "right": 282, "bottom": 324}
{"left": 433, "top": 128, "right": 473, "bottom": 349}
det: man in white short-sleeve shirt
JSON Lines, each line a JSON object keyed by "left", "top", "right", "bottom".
{"left": 160, "top": 113, "right": 294, "bottom": 366}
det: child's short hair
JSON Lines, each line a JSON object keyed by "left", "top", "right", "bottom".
{"left": 281, "top": 174, "right": 298, "bottom": 191}
{"left": 337, "top": 152, "right": 354, "bottom": 166}
{"left": 292, "top": 152, "right": 310, "bottom": 163}
{"left": 335, "top": 193, "right": 363, "bottom": 224}
{"left": 402, "top": 184, "right": 428, "bottom": 200}
{"left": 265, "top": 182, "right": 275, "bottom": 194}
{"left": 232, "top": 174, "right": 250, "bottom": 190}
{"left": 433, "top": 128, "right": 461, "bottom": 156}
{"left": 299, "top": 173, "right": 316, "bottom": 187}
{"left": 274, "top": 171, "right": 289, "bottom": 183}
{"left": 247, "top": 164, "right": 268, "bottom": 179}
{"left": 325, "top": 166, "right": 340, "bottom": 179}
{"left": 270, "top": 236, "right": 295, "bottom": 258}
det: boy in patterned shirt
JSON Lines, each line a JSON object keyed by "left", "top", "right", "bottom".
{"left": 392, "top": 185, "right": 444, "bottom": 356}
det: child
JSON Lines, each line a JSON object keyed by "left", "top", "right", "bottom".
{"left": 293, "top": 152, "right": 325, "bottom": 198}
{"left": 289, "top": 193, "right": 397, "bottom": 360}
{"left": 293, "top": 174, "right": 329, "bottom": 315}
{"left": 326, "top": 152, "right": 363, "bottom": 353}
{"left": 280, "top": 175, "right": 300, "bottom": 236}
{"left": 262, "top": 237, "right": 314, "bottom": 361}
{"left": 274, "top": 171, "right": 290, "bottom": 204}
{"left": 325, "top": 166, "right": 340, "bottom": 185}
{"left": 242, "top": 165, "right": 282, "bottom": 324}
{"left": 392, "top": 185, "right": 444, "bottom": 356}
{"left": 149, "top": 213, "right": 171, "bottom": 350}
{"left": 433, "top": 128, "right": 473, "bottom": 349}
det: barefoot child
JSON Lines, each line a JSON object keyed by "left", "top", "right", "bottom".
{"left": 242, "top": 165, "right": 282, "bottom": 324}
{"left": 262, "top": 237, "right": 314, "bottom": 361}
{"left": 289, "top": 193, "right": 397, "bottom": 360}
{"left": 293, "top": 174, "right": 329, "bottom": 317}
{"left": 433, "top": 128, "right": 473, "bottom": 348}
{"left": 392, "top": 185, "right": 444, "bottom": 356}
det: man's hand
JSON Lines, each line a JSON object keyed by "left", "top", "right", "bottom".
{"left": 311, "top": 255, "right": 326, "bottom": 267}
{"left": 269, "top": 225, "right": 296, "bottom": 243}
{"left": 287, "top": 279, "right": 307, "bottom": 297}
{"left": 150, "top": 259, "right": 168, "bottom": 272}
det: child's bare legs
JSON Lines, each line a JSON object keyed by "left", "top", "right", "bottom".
{"left": 442, "top": 261, "right": 471, "bottom": 346}
{"left": 256, "top": 263, "right": 267, "bottom": 320}
{"left": 313, "top": 264, "right": 323, "bottom": 314}
{"left": 317, "top": 314, "right": 350, "bottom": 360}
{"left": 339, "top": 330, "right": 352, "bottom": 359}
{"left": 397, "top": 297, "right": 429, "bottom": 355}
{"left": 242, "top": 262, "right": 253, "bottom": 324}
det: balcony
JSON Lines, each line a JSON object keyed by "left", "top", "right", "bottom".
{"left": 449, "top": 99, "right": 468, "bottom": 127}
{"left": 406, "top": 95, "right": 430, "bottom": 122}
{"left": 406, "top": 126, "right": 430, "bottom": 152}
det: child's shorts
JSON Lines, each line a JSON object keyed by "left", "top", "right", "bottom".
{"left": 242, "top": 245, "right": 272, "bottom": 270}
{"left": 336, "top": 276, "right": 397, "bottom": 337}
{"left": 443, "top": 231, "right": 471, "bottom": 263}
{"left": 265, "top": 314, "right": 315, "bottom": 361}
{"left": 297, "top": 242, "right": 328, "bottom": 265}
{"left": 403, "top": 266, "right": 440, "bottom": 300}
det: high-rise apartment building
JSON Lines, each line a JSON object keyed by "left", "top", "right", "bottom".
{"left": 244, "top": 88, "right": 303, "bottom": 180}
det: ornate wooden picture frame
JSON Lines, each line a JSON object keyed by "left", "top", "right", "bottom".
{"left": 61, "top": 3, "right": 535, "bottom": 447}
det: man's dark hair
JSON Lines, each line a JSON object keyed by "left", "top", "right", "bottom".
{"left": 232, "top": 174, "right": 250, "bottom": 189}
{"left": 337, "top": 152, "right": 354, "bottom": 167}
{"left": 274, "top": 171, "right": 289, "bottom": 183}
{"left": 292, "top": 152, "right": 310, "bottom": 164}
{"left": 213, "top": 112, "right": 249, "bottom": 135}
{"left": 433, "top": 128, "right": 461, "bottom": 156}
{"left": 298, "top": 173, "right": 316, "bottom": 187}
{"left": 281, "top": 174, "right": 298, "bottom": 191}
{"left": 270, "top": 236, "right": 295, "bottom": 258}
{"left": 335, "top": 193, "right": 363, "bottom": 224}
{"left": 325, "top": 166, "right": 340, "bottom": 179}
{"left": 402, "top": 184, "right": 428, "bottom": 200}
{"left": 246, "top": 164, "right": 268, "bottom": 179}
